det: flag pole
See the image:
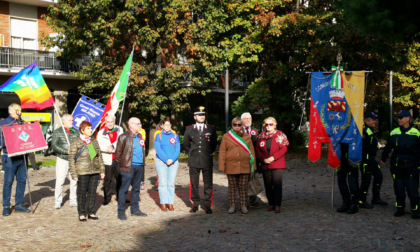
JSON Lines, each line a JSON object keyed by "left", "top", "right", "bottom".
{"left": 118, "top": 44, "right": 136, "bottom": 127}
{"left": 53, "top": 102, "right": 70, "bottom": 146}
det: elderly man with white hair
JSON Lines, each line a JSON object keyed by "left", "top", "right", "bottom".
{"left": 0, "top": 103, "right": 31, "bottom": 216}
{"left": 241, "top": 112, "right": 262, "bottom": 209}
{"left": 97, "top": 114, "right": 124, "bottom": 205}
{"left": 52, "top": 114, "right": 79, "bottom": 209}
{"left": 115, "top": 117, "right": 147, "bottom": 220}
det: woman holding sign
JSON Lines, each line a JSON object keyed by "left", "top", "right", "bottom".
{"left": 218, "top": 117, "right": 256, "bottom": 214}
{"left": 256, "top": 117, "right": 289, "bottom": 214}
{"left": 69, "top": 121, "right": 105, "bottom": 222}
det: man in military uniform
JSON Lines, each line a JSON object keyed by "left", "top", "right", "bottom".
{"left": 381, "top": 110, "right": 420, "bottom": 218}
{"left": 241, "top": 112, "right": 261, "bottom": 208}
{"left": 183, "top": 106, "right": 217, "bottom": 214}
{"left": 359, "top": 112, "right": 387, "bottom": 209}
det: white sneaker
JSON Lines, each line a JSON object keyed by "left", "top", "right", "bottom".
{"left": 55, "top": 203, "right": 61, "bottom": 209}
{"left": 70, "top": 202, "right": 78, "bottom": 207}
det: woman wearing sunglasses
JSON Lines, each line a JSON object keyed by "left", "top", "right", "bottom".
{"left": 219, "top": 117, "right": 256, "bottom": 214}
{"left": 256, "top": 117, "right": 289, "bottom": 213}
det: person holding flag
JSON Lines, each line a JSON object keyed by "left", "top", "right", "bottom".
{"left": 219, "top": 117, "right": 256, "bottom": 214}
{"left": 97, "top": 114, "right": 124, "bottom": 205}
{"left": 256, "top": 117, "right": 289, "bottom": 214}
{"left": 0, "top": 103, "right": 31, "bottom": 216}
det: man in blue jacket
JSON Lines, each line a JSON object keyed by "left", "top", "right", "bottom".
{"left": 0, "top": 103, "right": 31, "bottom": 216}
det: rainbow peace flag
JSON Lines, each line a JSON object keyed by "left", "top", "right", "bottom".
{"left": 0, "top": 61, "right": 54, "bottom": 110}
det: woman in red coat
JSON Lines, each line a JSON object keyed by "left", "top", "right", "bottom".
{"left": 256, "top": 117, "right": 289, "bottom": 213}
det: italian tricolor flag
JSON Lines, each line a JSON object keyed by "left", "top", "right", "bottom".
{"left": 99, "top": 51, "right": 133, "bottom": 129}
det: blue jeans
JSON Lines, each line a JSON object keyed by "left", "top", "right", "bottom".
{"left": 118, "top": 165, "right": 143, "bottom": 213}
{"left": 2, "top": 155, "right": 26, "bottom": 207}
{"left": 155, "top": 159, "right": 179, "bottom": 204}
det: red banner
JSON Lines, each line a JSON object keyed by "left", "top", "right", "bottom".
{"left": 2, "top": 121, "right": 47, "bottom": 157}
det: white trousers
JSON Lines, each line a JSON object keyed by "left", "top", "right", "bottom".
{"left": 54, "top": 157, "right": 77, "bottom": 204}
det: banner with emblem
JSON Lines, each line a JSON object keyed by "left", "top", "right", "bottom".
{"left": 2, "top": 121, "right": 48, "bottom": 157}
{"left": 71, "top": 95, "right": 106, "bottom": 132}
{"left": 308, "top": 71, "right": 365, "bottom": 168}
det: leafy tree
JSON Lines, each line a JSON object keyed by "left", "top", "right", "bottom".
{"left": 41, "top": 0, "right": 206, "bottom": 125}
{"left": 231, "top": 0, "right": 402, "bottom": 136}
{"left": 341, "top": 0, "right": 420, "bottom": 43}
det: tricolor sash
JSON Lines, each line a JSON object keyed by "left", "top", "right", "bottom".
{"left": 227, "top": 130, "right": 255, "bottom": 172}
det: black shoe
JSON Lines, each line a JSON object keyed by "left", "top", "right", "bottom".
{"left": 394, "top": 208, "right": 405, "bottom": 217}
{"left": 205, "top": 208, "right": 212, "bottom": 214}
{"left": 3, "top": 207, "right": 11, "bottom": 216}
{"left": 88, "top": 214, "right": 99, "bottom": 220}
{"left": 103, "top": 198, "right": 111, "bottom": 206}
{"left": 412, "top": 210, "right": 420, "bottom": 219}
{"left": 359, "top": 202, "right": 374, "bottom": 209}
{"left": 131, "top": 210, "right": 147, "bottom": 217}
{"left": 15, "top": 204, "right": 31, "bottom": 213}
{"left": 189, "top": 206, "right": 198, "bottom": 213}
{"left": 118, "top": 212, "right": 127, "bottom": 220}
{"left": 372, "top": 197, "right": 388, "bottom": 206}
{"left": 347, "top": 204, "right": 358, "bottom": 214}
{"left": 337, "top": 202, "right": 350, "bottom": 213}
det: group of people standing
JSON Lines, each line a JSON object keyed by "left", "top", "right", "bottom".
{"left": 337, "top": 110, "right": 420, "bottom": 219}
{"left": 2, "top": 102, "right": 419, "bottom": 221}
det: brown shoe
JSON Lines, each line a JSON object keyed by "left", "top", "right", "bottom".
{"left": 167, "top": 204, "right": 174, "bottom": 211}
{"left": 160, "top": 204, "right": 167, "bottom": 211}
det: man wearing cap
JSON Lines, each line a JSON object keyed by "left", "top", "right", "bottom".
{"left": 381, "top": 110, "right": 420, "bottom": 218}
{"left": 359, "top": 112, "right": 387, "bottom": 209}
{"left": 183, "top": 106, "right": 217, "bottom": 214}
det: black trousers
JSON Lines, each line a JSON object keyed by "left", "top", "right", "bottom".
{"left": 262, "top": 169, "right": 283, "bottom": 207}
{"left": 77, "top": 174, "right": 99, "bottom": 216}
{"left": 337, "top": 144, "right": 360, "bottom": 204}
{"left": 391, "top": 166, "right": 419, "bottom": 211}
{"left": 189, "top": 167, "right": 213, "bottom": 209}
{"left": 103, "top": 160, "right": 118, "bottom": 200}
{"left": 360, "top": 161, "right": 383, "bottom": 202}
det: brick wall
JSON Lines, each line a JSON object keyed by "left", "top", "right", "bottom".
{"left": 38, "top": 7, "right": 53, "bottom": 51}
{"left": 0, "top": 1, "right": 10, "bottom": 47}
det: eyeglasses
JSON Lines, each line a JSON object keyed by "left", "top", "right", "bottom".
{"left": 265, "top": 123, "right": 274, "bottom": 127}
{"left": 232, "top": 124, "right": 242, "bottom": 127}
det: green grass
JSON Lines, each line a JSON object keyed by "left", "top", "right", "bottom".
{"left": 31, "top": 159, "right": 56, "bottom": 167}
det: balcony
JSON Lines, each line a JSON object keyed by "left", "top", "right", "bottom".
{"left": 0, "top": 47, "right": 97, "bottom": 75}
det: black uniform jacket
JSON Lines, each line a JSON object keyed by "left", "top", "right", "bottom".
{"left": 183, "top": 124, "right": 217, "bottom": 168}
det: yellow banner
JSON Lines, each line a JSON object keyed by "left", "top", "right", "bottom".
{"left": 343, "top": 71, "right": 365, "bottom": 135}
{"left": 21, "top": 112, "right": 51, "bottom": 122}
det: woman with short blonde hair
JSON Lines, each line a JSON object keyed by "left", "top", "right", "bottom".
{"left": 256, "top": 116, "right": 289, "bottom": 213}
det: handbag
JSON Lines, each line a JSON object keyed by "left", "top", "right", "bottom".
{"left": 248, "top": 172, "right": 263, "bottom": 196}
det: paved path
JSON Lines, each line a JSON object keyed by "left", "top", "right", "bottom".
{"left": 1, "top": 152, "right": 420, "bottom": 251}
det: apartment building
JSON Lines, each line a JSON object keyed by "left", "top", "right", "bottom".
{"left": 0, "top": 0, "right": 87, "bottom": 127}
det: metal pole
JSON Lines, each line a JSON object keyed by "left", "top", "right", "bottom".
{"left": 225, "top": 63, "right": 229, "bottom": 132}
{"left": 331, "top": 165, "right": 335, "bottom": 215}
{"left": 389, "top": 71, "right": 393, "bottom": 131}
{"left": 23, "top": 154, "right": 33, "bottom": 213}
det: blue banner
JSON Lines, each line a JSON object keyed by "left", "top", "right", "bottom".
{"left": 71, "top": 95, "right": 105, "bottom": 131}
{"left": 311, "top": 72, "right": 362, "bottom": 165}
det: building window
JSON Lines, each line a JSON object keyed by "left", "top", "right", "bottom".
{"left": 10, "top": 18, "right": 37, "bottom": 50}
